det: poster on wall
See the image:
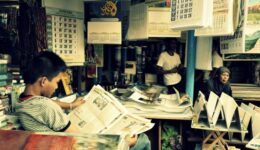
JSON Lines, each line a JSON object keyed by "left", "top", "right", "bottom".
{"left": 85, "top": 44, "right": 104, "bottom": 67}
{"left": 244, "top": 0, "right": 260, "bottom": 53}
{"left": 85, "top": 0, "right": 130, "bottom": 40}
{"left": 220, "top": 0, "right": 260, "bottom": 54}
{"left": 46, "top": 7, "right": 85, "bottom": 66}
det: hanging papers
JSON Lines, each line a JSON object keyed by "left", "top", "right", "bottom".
{"left": 170, "top": 0, "right": 213, "bottom": 30}
{"left": 127, "top": 3, "right": 148, "bottom": 40}
{"left": 46, "top": 7, "right": 85, "bottom": 66}
{"left": 87, "top": 20, "right": 122, "bottom": 45}
{"left": 195, "top": 0, "right": 236, "bottom": 36}
{"left": 220, "top": 0, "right": 260, "bottom": 54}
{"left": 148, "top": 7, "right": 181, "bottom": 37}
{"left": 127, "top": 4, "right": 181, "bottom": 40}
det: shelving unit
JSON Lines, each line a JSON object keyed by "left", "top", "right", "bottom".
{"left": 145, "top": 118, "right": 192, "bottom": 150}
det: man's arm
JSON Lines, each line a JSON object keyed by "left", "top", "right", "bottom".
{"left": 156, "top": 65, "right": 178, "bottom": 75}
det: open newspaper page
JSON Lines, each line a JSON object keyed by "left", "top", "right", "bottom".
{"left": 68, "top": 85, "right": 154, "bottom": 135}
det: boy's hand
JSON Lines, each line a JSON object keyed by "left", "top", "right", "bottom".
{"left": 125, "top": 134, "right": 138, "bottom": 147}
{"left": 71, "top": 97, "right": 85, "bottom": 109}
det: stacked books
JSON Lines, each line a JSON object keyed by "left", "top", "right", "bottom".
{"left": 0, "top": 56, "right": 9, "bottom": 87}
{"left": 0, "top": 95, "right": 8, "bottom": 128}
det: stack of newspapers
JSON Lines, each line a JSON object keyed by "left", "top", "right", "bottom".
{"left": 110, "top": 85, "right": 192, "bottom": 116}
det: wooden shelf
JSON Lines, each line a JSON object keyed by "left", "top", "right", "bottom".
{"left": 0, "top": 0, "right": 19, "bottom": 6}
{"left": 188, "top": 137, "right": 248, "bottom": 145}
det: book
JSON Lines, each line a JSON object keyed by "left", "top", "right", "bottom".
{"left": 206, "top": 92, "right": 219, "bottom": 125}
{"left": 0, "top": 115, "right": 7, "bottom": 128}
{"left": 68, "top": 85, "right": 154, "bottom": 136}
{"left": 193, "top": 91, "right": 209, "bottom": 126}
{"left": 60, "top": 72, "right": 73, "bottom": 95}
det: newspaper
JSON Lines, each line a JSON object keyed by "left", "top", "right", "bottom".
{"left": 129, "top": 85, "right": 190, "bottom": 106}
{"left": 111, "top": 85, "right": 191, "bottom": 115}
{"left": 68, "top": 85, "right": 154, "bottom": 136}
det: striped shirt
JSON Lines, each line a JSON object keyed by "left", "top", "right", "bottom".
{"left": 15, "top": 95, "right": 70, "bottom": 132}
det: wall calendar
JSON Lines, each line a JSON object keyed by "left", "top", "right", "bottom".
{"left": 46, "top": 7, "right": 85, "bottom": 66}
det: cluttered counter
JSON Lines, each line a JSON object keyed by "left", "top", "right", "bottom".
{"left": 231, "top": 83, "right": 260, "bottom": 101}
{"left": 1, "top": 84, "right": 193, "bottom": 150}
{"left": 110, "top": 84, "right": 193, "bottom": 120}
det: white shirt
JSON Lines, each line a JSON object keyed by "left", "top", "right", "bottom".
{"left": 157, "top": 51, "right": 181, "bottom": 85}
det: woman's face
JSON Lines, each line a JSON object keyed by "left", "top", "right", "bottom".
{"left": 219, "top": 72, "right": 230, "bottom": 84}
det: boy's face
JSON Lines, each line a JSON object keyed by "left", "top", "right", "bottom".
{"left": 41, "top": 73, "right": 62, "bottom": 97}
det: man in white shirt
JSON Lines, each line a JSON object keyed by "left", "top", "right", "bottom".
{"left": 156, "top": 38, "right": 182, "bottom": 94}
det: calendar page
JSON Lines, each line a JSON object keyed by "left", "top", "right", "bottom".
{"left": 46, "top": 7, "right": 85, "bottom": 65}
{"left": 127, "top": 3, "right": 148, "bottom": 40}
{"left": 87, "top": 21, "right": 121, "bottom": 44}
{"left": 195, "top": 0, "right": 235, "bottom": 36}
{"left": 170, "top": 0, "right": 213, "bottom": 30}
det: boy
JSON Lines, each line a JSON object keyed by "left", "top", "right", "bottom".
{"left": 16, "top": 51, "right": 149, "bottom": 149}
{"left": 16, "top": 51, "right": 79, "bottom": 132}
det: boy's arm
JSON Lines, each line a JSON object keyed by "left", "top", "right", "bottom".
{"left": 53, "top": 97, "right": 85, "bottom": 109}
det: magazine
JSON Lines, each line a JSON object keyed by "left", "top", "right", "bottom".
{"left": 68, "top": 85, "right": 154, "bottom": 136}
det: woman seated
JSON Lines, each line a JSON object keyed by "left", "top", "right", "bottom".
{"left": 203, "top": 66, "right": 232, "bottom": 99}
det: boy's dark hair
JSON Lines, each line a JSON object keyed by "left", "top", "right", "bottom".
{"left": 22, "top": 51, "right": 67, "bottom": 84}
